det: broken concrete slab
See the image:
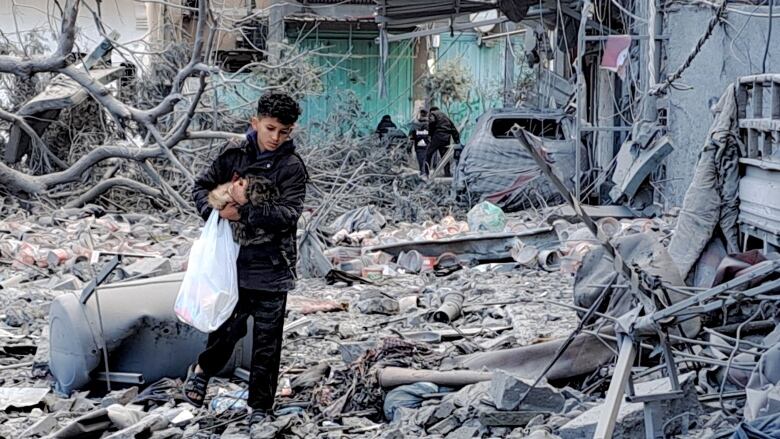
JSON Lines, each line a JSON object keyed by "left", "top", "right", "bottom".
{"left": 478, "top": 409, "right": 548, "bottom": 427}
{"left": 427, "top": 415, "right": 460, "bottom": 435}
{"left": 558, "top": 372, "right": 701, "bottom": 439}
{"left": 0, "top": 387, "right": 49, "bottom": 411}
{"left": 20, "top": 413, "right": 58, "bottom": 438}
{"left": 425, "top": 400, "right": 457, "bottom": 428}
{"left": 490, "top": 370, "right": 566, "bottom": 412}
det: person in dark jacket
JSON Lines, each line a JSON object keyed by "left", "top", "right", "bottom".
{"left": 184, "top": 92, "right": 307, "bottom": 424}
{"left": 375, "top": 114, "right": 397, "bottom": 138}
{"left": 426, "top": 107, "right": 460, "bottom": 177}
{"left": 408, "top": 109, "right": 430, "bottom": 175}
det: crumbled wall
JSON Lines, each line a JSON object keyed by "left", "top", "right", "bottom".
{"left": 664, "top": 4, "right": 780, "bottom": 206}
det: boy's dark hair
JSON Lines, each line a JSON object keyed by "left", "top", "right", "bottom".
{"left": 257, "top": 92, "right": 301, "bottom": 125}
{"left": 429, "top": 106, "right": 440, "bottom": 112}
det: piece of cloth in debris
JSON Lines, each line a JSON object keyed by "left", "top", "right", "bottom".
{"left": 383, "top": 382, "right": 439, "bottom": 421}
{"left": 290, "top": 361, "right": 331, "bottom": 391}
{"left": 668, "top": 84, "right": 741, "bottom": 280}
{"left": 327, "top": 206, "right": 387, "bottom": 234}
{"left": 197, "top": 288, "right": 287, "bottom": 410}
{"left": 600, "top": 35, "right": 631, "bottom": 79}
{"left": 314, "top": 338, "right": 442, "bottom": 419}
{"left": 731, "top": 412, "right": 780, "bottom": 439}
{"left": 297, "top": 232, "right": 333, "bottom": 279}
{"left": 574, "top": 232, "right": 700, "bottom": 337}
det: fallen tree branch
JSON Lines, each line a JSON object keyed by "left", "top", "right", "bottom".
{"left": 61, "top": 177, "right": 163, "bottom": 208}
{"left": 0, "top": 144, "right": 165, "bottom": 194}
{"left": 0, "top": 0, "right": 80, "bottom": 76}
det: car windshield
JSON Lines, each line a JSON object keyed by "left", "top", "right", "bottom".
{"left": 490, "top": 117, "right": 564, "bottom": 139}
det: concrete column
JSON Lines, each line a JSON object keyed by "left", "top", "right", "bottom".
{"left": 596, "top": 68, "right": 615, "bottom": 200}
{"left": 267, "top": 2, "right": 285, "bottom": 63}
{"left": 503, "top": 22, "right": 516, "bottom": 107}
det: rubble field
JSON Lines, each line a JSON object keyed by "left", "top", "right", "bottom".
{"left": 0, "top": 200, "right": 778, "bottom": 439}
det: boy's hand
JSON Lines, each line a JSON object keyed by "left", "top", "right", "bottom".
{"left": 219, "top": 203, "right": 241, "bottom": 221}
{"left": 229, "top": 179, "right": 249, "bottom": 206}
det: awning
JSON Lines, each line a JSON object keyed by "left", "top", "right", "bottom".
{"left": 375, "top": 0, "right": 498, "bottom": 27}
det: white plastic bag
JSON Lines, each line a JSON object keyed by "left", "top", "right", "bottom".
{"left": 175, "top": 210, "right": 240, "bottom": 332}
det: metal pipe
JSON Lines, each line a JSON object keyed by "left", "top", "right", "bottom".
{"left": 432, "top": 290, "right": 465, "bottom": 323}
{"left": 538, "top": 249, "right": 562, "bottom": 272}
{"left": 481, "top": 27, "right": 527, "bottom": 42}
{"left": 377, "top": 366, "right": 492, "bottom": 388}
{"left": 95, "top": 372, "right": 144, "bottom": 384}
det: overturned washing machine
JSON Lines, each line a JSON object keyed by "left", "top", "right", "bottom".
{"left": 49, "top": 272, "right": 253, "bottom": 394}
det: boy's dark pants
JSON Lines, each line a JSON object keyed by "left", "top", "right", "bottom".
{"left": 197, "top": 288, "right": 287, "bottom": 410}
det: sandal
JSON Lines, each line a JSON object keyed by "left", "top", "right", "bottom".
{"left": 182, "top": 363, "right": 209, "bottom": 407}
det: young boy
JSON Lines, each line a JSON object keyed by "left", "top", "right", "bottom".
{"left": 185, "top": 92, "right": 307, "bottom": 423}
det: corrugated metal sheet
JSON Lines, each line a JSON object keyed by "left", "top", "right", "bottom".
{"left": 298, "top": 31, "right": 413, "bottom": 131}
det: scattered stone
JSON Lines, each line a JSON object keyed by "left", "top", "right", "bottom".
{"left": 354, "top": 290, "right": 399, "bottom": 315}
{"left": 489, "top": 370, "right": 566, "bottom": 412}
{"left": 425, "top": 400, "right": 456, "bottom": 427}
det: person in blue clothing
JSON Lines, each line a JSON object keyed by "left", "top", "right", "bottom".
{"left": 184, "top": 92, "right": 308, "bottom": 424}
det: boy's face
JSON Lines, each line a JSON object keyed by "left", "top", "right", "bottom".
{"left": 251, "top": 116, "right": 293, "bottom": 152}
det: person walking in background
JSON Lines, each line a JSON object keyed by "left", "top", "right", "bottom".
{"left": 408, "top": 109, "right": 430, "bottom": 175}
{"left": 375, "top": 114, "right": 397, "bottom": 139}
{"left": 427, "top": 107, "right": 460, "bottom": 177}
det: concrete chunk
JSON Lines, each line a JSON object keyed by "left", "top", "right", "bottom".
{"left": 20, "top": 414, "right": 58, "bottom": 437}
{"left": 427, "top": 415, "right": 460, "bottom": 436}
{"left": 489, "top": 369, "right": 565, "bottom": 412}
